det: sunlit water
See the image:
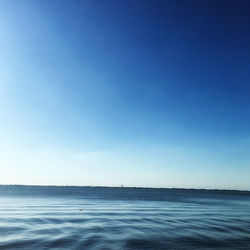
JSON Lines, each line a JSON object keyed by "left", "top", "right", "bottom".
{"left": 0, "top": 186, "right": 250, "bottom": 249}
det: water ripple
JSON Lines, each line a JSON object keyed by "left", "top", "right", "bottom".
{"left": 0, "top": 186, "right": 250, "bottom": 249}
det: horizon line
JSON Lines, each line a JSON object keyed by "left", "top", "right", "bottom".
{"left": 0, "top": 184, "right": 249, "bottom": 192}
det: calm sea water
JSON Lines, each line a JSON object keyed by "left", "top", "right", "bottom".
{"left": 0, "top": 185, "right": 250, "bottom": 249}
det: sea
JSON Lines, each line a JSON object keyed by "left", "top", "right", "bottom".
{"left": 0, "top": 185, "right": 249, "bottom": 250}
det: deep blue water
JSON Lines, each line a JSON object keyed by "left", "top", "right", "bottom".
{"left": 0, "top": 185, "right": 250, "bottom": 249}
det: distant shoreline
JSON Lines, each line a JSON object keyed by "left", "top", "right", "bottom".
{"left": 0, "top": 184, "right": 249, "bottom": 193}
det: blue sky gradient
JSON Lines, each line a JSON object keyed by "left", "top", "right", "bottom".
{"left": 0, "top": 0, "right": 249, "bottom": 189}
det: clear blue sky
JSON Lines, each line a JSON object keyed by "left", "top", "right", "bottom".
{"left": 0, "top": 0, "right": 249, "bottom": 189}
